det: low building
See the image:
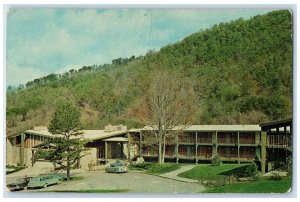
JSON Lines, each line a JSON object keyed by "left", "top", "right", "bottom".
{"left": 6, "top": 124, "right": 130, "bottom": 170}
{"left": 6, "top": 120, "right": 292, "bottom": 173}
{"left": 128, "top": 120, "right": 292, "bottom": 173}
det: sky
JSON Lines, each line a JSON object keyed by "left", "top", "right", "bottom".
{"left": 6, "top": 8, "right": 272, "bottom": 87}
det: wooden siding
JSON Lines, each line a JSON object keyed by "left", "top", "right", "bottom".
{"left": 217, "top": 133, "right": 226, "bottom": 144}
{"left": 240, "top": 147, "right": 256, "bottom": 160}
{"left": 24, "top": 134, "right": 44, "bottom": 148}
{"left": 230, "top": 133, "right": 238, "bottom": 144}
{"left": 142, "top": 146, "right": 158, "bottom": 156}
{"left": 165, "top": 145, "right": 175, "bottom": 157}
{"left": 240, "top": 132, "right": 255, "bottom": 144}
{"left": 178, "top": 145, "right": 195, "bottom": 157}
{"left": 197, "top": 132, "right": 212, "bottom": 144}
{"left": 197, "top": 146, "right": 212, "bottom": 158}
{"left": 179, "top": 133, "right": 195, "bottom": 144}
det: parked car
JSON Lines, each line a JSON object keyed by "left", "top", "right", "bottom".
{"left": 105, "top": 161, "right": 128, "bottom": 173}
{"left": 7, "top": 177, "right": 32, "bottom": 191}
{"left": 27, "top": 174, "right": 63, "bottom": 189}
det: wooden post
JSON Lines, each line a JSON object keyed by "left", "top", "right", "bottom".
{"left": 120, "top": 142, "right": 123, "bottom": 159}
{"left": 255, "top": 131, "right": 260, "bottom": 145}
{"left": 32, "top": 150, "right": 35, "bottom": 167}
{"left": 139, "top": 131, "right": 142, "bottom": 156}
{"left": 284, "top": 126, "right": 287, "bottom": 157}
{"left": 175, "top": 133, "right": 179, "bottom": 163}
{"left": 105, "top": 141, "right": 108, "bottom": 164}
{"left": 127, "top": 133, "right": 131, "bottom": 162}
{"left": 212, "top": 131, "right": 217, "bottom": 157}
{"left": 20, "top": 133, "right": 25, "bottom": 166}
{"left": 237, "top": 132, "right": 240, "bottom": 164}
{"left": 195, "top": 132, "right": 198, "bottom": 164}
{"left": 261, "top": 131, "right": 267, "bottom": 174}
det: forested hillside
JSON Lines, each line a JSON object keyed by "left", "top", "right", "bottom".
{"left": 6, "top": 10, "right": 292, "bottom": 136}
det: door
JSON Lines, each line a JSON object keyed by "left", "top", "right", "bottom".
{"left": 98, "top": 147, "right": 105, "bottom": 159}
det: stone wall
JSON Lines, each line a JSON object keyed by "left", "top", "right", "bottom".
{"left": 11, "top": 146, "right": 21, "bottom": 165}
{"left": 80, "top": 148, "right": 97, "bottom": 170}
{"left": 6, "top": 137, "right": 33, "bottom": 167}
{"left": 6, "top": 138, "right": 14, "bottom": 165}
{"left": 24, "top": 148, "right": 33, "bottom": 167}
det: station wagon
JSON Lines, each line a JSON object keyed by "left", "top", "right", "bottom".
{"left": 27, "top": 174, "right": 63, "bottom": 189}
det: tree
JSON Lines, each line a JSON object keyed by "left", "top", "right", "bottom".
{"left": 46, "top": 102, "right": 86, "bottom": 180}
{"left": 142, "top": 69, "right": 198, "bottom": 164}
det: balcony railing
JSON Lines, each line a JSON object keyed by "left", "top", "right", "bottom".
{"left": 267, "top": 135, "right": 291, "bottom": 148}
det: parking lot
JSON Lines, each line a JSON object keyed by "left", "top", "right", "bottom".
{"left": 6, "top": 170, "right": 205, "bottom": 194}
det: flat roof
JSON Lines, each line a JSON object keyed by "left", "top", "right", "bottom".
{"left": 103, "top": 137, "right": 128, "bottom": 142}
{"left": 141, "top": 125, "right": 261, "bottom": 132}
{"left": 7, "top": 128, "right": 128, "bottom": 141}
{"left": 8, "top": 124, "right": 265, "bottom": 139}
{"left": 81, "top": 130, "right": 127, "bottom": 141}
{"left": 260, "top": 118, "right": 292, "bottom": 131}
{"left": 25, "top": 129, "right": 54, "bottom": 138}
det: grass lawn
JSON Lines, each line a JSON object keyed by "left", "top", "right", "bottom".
{"left": 178, "top": 164, "right": 249, "bottom": 180}
{"left": 129, "top": 163, "right": 181, "bottom": 174}
{"left": 205, "top": 177, "right": 292, "bottom": 193}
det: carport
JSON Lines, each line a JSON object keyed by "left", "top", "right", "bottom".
{"left": 103, "top": 137, "right": 129, "bottom": 162}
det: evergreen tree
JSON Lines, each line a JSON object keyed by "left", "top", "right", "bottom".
{"left": 45, "top": 102, "right": 86, "bottom": 180}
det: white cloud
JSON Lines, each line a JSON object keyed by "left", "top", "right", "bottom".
{"left": 6, "top": 63, "right": 46, "bottom": 86}
{"left": 6, "top": 8, "right": 271, "bottom": 86}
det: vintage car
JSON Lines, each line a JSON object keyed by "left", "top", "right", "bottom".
{"left": 105, "top": 161, "right": 128, "bottom": 173}
{"left": 27, "top": 174, "right": 63, "bottom": 189}
{"left": 7, "top": 177, "right": 32, "bottom": 191}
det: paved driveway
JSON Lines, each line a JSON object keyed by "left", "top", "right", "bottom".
{"left": 7, "top": 170, "right": 205, "bottom": 194}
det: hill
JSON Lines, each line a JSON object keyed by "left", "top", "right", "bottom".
{"left": 6, "top": 10, "right": 292, "bottom": 136}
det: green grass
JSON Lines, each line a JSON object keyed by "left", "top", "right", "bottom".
{"left": 178, "top": 164, "right": 249, "bottom": 180}
{"left": 46, "top": 189, "right": 130, "bottom": 193}
{"left": 205, "top": 177, "right": 292, "bottom": 193}
{"left": 6, "top": 165, "right": 27, "bottom": 175}
{"left": 129, "top": 163, "right": 181, "bottom": 174}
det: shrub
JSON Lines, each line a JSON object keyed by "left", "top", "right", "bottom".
{"left": 271, "top": 172, "right": 283, "bottom": 181}
{"left": 286, "top": 156, "right": 292, "bottom": 177}
{"left": 245, "top": 162, "right": 258, "bottom": 178}
{"left": 211, "top": 155, "right": 222, "bottom": 166}
{"left": 34, "top": 150, "right": 51, "bottom": 160}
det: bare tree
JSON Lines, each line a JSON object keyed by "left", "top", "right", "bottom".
{"left": 143, "top": 69, "right": 198, "bottom": 164}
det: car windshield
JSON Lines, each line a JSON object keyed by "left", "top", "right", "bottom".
{"left": 31, "top": 177, "right": 41, "bottom": 181}
{"left": 111, "top": 162, "right": 123, "bottom": 167}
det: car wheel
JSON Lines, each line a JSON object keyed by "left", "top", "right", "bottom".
{"left": 43, "top": 184, "right": 48, "bottom": 188}
{"left": 57, "top": 180, "right": 61, "bottom": 184}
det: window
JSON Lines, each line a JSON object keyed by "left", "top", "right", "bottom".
{"left": 16, "top": 136, "right": 21, "bottom": 147}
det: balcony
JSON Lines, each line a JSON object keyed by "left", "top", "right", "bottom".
{"left": 267, "top": 135, "right": 291, "bottom": 148}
